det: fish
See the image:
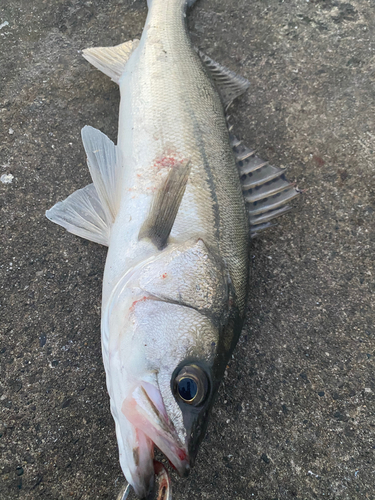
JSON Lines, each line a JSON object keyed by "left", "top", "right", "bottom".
{"left": 46, "top": 0, "right": 299, "bottom": 497}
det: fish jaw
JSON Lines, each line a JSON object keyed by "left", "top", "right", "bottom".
{"left": 113, "top": 412, "right": 155, "bottom": 499}
{"left": 122, "top": 381, "right": 190, "bottom": 477}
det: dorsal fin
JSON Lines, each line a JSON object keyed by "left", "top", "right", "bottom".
{"left": 82, "top": 39, "right": 140, "bottom": 84}
{"left": 230, "top": 133, "right": 301, "bottom": 236}
{"left": 197, "top": 50, "right": 250, "bottom": 107}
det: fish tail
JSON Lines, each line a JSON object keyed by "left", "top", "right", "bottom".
{"left": 147, "top": 0, "right": 197, "bottom": 7}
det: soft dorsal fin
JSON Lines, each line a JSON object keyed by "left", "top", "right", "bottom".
{"left": 82, "top": 39, "right": 140, "bottom": 84}
{"left": 197, "top": 50, "right": 250, "bottom": 107}
{"left": 46, "top": 127, "right": 121, "bottom": 246}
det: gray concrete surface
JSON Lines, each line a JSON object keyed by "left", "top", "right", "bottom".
{"left": 1, "top": 0, "right": 374, "bottom": 498}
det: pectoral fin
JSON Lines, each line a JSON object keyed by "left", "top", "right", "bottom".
{"left": 83, "top": 39, "right": 140, "bottom": 84}
{"left": 138, "top": 160, "right": 191, "bottom": 250}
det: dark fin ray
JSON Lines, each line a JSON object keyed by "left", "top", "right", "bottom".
{"left": 247, "top": 186, "right": 300, "bottom": 216}
{"left": 230, "top": 133, "right": 300, "bottom": 234}
{"left": 139, "top": 160, "right": 191, "bottom": 250}
{"left": 243, "top": 176, "right": 291, "bottom": 202}
{"left": 241, "top": 168, "right": 287, "bottom": 190}
{"left": 250, "top": 222, "right": 276, "bottom": 238}
{"left": 197, "top": 50, "right": 250, "bottom": 107}
{"left": 249, "top": 205, "right": 293, "bottom": 226}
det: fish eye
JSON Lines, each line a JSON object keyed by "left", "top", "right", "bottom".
{"left": 178, "top": 377, "right": 198, "bottom": 401}
{"left": 174, "top": 365, "right": 209, "bottom": 406}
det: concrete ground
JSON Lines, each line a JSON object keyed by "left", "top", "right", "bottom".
{"left": 1, "top": 0, "right": 374, "bottom": 498}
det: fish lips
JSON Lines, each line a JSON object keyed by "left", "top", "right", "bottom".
{"left": 121, "top": 382, "right": 191, "bottom": 479}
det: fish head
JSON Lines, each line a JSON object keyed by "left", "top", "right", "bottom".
{"left": 103, "top": 239, "right": 238, "bottom": 497}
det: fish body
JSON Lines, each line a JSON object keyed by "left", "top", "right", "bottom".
{"left": 101, "top": 0, "right": 249, "bottom": 494}
{"left": 47, "top": 0, "right": 299, "bottom": 497}
{"left": 104, "top": 0, "right": 248, "bottom": 308}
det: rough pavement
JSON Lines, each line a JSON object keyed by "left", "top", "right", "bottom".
{"left": 1, "top": 0, "right": 374, "bottom": 498}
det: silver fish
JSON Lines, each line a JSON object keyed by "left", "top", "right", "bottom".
{"left": 46, "top": 0, "right": 299, "bottom": 497}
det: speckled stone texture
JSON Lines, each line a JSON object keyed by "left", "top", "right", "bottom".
{"left": 1, "top": 0, "right": 374, "bottom": 499}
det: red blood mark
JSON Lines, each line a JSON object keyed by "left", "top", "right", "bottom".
{"left": 312, "top": 155, "right": 325, "bottom": 167}
{"left": 162, "top": 273, "right": 167, "bottom": 279}
{"left": 130, "top": 296, "right": 148, "bottom": 312}
{"left": 176, "top": 448, "right": 187, "bottom": 462}
{"left": 153, "top": 156, "right": 180, "bottom": 170}
{"left": 166, "top": 447, "right": 187, "bottom": 468}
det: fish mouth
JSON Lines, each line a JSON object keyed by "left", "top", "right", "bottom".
{"left": 122, "top": 381, "right": 190, "bottom": 481}
{"left": 118, "top": 461, "right": 171, "bottom": 500}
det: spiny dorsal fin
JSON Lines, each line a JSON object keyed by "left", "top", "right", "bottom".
{"left": 139, "top": 160, "right": 191, "bottom": 250}
{"left": 230, "top": 133, "right": 300, "bottom": 236}
{"left": 46, "top": 184, "right": 111, "bottom": 246}
{"left": 197, "top": 49, "right": 250, "bottom": 107}
{"left": 82, "top": 39, "right": 140, "bottom": 84}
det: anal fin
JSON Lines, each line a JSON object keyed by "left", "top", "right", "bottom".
{"left": 83, "top": 39, "right": 140, "bottom": 84}
{"left": 230, "top": 133, "right": 300, "bottom": 236}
